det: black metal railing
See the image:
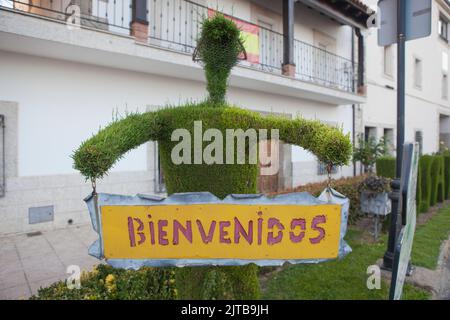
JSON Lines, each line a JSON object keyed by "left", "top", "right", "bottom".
{"left": 145, "top": 0, "right": 356, "bottom": 93}
{"left": 147, "top": 0, "right": 207, "bottom": 53}
{"left": 294, "top": 39, "right": 357, "bottom": 93}
{"left": 0, "top": 0, "right": 359, "bottom": 93}
{"left": 0, "top": 0, "right": 132, "bottom": 35}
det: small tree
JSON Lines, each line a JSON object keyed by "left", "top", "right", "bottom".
{"left": 353, "top": 134, "right": 390, "bottom": 173}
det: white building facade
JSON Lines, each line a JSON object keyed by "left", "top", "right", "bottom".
{"left": 362, "top": 0, "right": 450, "bottom": 158}
{"left": 0, "top": 0, "right": 371, "bottom": 235}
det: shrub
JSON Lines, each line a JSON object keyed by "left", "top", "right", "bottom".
{"left": 444, "top": 155, "right": 450, "bottom": 199}
{"left": 30, "top": 264, "right": 177, "bottom": 300}
{"left": 353, "top": 135, "right": 390, "bottom": 173}
{"left": 429, "top": 156, "right": 445, "bottom": 206}
{"left": 376, "top": 156, "right": 396, "bottom": 179}
{"left": 358, "top": 175, "right": 391, "bottom": 193}
{"left": 436, "top": 156, "right": 446, "bottom": 203}
{"left": 419, "top": 156, "right": 433, "bottom": 213}
{"left": 273, "top": 175, "right": 367, "bottom": 225}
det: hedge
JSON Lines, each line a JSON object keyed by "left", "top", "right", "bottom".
{"left": 419, "top": 156, "right": 433, "bottom": 213}
{"left": 445, "top": 155, "right": 450, "bottom": 199}
{"left": 376, "top": 156, "right": 396, "bottom": 179}
{"left": 429, "top": 156, "right": 445, "bottom": 206}
{"left": 436, "top": 156, "right": 446, "bottom": 203}
{"left": 376, "top": 154, "right": 450, "bottom": 214}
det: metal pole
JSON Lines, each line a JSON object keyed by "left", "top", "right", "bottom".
{"left": 383, "top": 0, "right": 406, "bottom": 270}
{"left": 282, "top": 0, "right": 295, "bottom": 66}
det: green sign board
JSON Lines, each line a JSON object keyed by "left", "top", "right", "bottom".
{"left": 389, "top": 143, "right": 419, "bottom": 300}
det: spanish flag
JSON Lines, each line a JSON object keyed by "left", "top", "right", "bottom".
{"left": 207, "top": 9, "right": 260, "bottom": 64}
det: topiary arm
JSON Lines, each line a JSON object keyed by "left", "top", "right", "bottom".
{"left": 72, "top": 112, "right": 162, "bottom": 181}
{"left": 73, "top": 106, "right": 352, "bottom": 182}
{"left": 219, "top": 107, "right": 352, "bottom": 168}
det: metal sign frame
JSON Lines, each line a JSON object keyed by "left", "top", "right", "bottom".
{"left": 389, "top": 143, "right": 419, "bottom": 300}
{"left": 378, "top": 0, "right": 432, "bottom": 46}
{"left": 84, "top": 189, "right": 352, "bottom": 269}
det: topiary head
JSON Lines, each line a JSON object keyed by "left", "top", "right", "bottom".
{"left": 194, "top": 13, "right": 245, "bottom": 105}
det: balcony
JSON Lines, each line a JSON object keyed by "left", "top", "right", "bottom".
{"left": 0, "top": 0, "right": 364, "bottom": 101}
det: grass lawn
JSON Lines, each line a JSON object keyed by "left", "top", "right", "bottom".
{"left": 261, "top": 228, "right": 431, "bottom": 300}
{"left": 412, "top": 205, "right": 450, "bottom": 269}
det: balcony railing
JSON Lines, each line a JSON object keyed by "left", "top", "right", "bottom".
{"left": 1, "top": 0, "right": 132, "bottom": 35}
{"left": 0, "top": 0, "right": 358, "bottom": 93}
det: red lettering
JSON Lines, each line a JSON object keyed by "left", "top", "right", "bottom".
{"left": 128, "top": 217, "right": 145, "bottom": 247}
{"left": 289, "top": 218, "right": 306, "bottom": 243}
{"left": 234, "top": 217, "right": 253, "bottom": 244}
{"left": 196, "top": 220, "right": 216, "bottom": 244}
{"left": 158, "top": 220, "right": 169, "bottom": 245}
{"left": 310, "top": 215, "right": 326, "bottom": 244}
{"left": 267, "top": 218, "right": 284, "bottom": 245}
{"left": 173, "top": 220, "right": 193, "bottom": 245}
{"left": 219, "top": 221, "right": 231, "bottom": 244}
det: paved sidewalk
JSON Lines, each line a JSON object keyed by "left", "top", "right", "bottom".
{"left": 0, "top": 224, "right": 101, "bottom": 300}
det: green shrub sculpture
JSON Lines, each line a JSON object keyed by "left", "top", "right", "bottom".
{"left": 71, "top": 14, "right": 352, "bottom": 300}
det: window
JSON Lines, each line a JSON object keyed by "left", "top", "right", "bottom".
{"left": 384, "top": 45, "right": 394, "bottom": 77}
{"left": 414, "top": 58, "right": 423, "bottom": 89}
{"left": 415, "top": 131, "right": 423, "bottom": 156}
{"left": 0, "top": 115, "right": 4, "bottom": 197}
{"left": 443, "top": 73, "right": 448, "bottom": 100}
{"left": 318, "top": 161, "right": 337, "bottom": 176}
{"left": 364, "top": 126, "right": 377, "bottom": 142}
{"left": 383, "top": 128, "right": 394, "bottom": 155}
{"left": 439, "top": 15, "right": 449, "bottom": 42}
{"left": 258, "top": 20, "right": 275, "bottom": 68}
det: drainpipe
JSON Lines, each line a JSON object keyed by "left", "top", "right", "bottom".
{"left": 282, "top": 0, "right": 296, "bottom": 77}
{"left": 355, "top": 28, "right": 366, "bottom": 95}
{"left": 352, "top": 27, "right": 356, "bottom": 177}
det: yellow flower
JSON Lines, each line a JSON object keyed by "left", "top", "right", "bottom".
{"left": 105, "top": 274, "right": 116, "bottom": 293}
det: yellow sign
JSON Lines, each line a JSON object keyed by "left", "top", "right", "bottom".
{"left": 101, "top": 204, "right": 342, "bottom": 260}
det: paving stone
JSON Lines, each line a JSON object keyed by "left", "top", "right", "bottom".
{"left": 0, "top": 270, "right": 27, "bottom": 290}
{"left": 14, "top": 234, "right": 54, "bottom": 259}
{"left": 21, "top": 254, "right": 66, "bottom": 283}
{"left": 0, "top": 284, "right": 31, "bottom": 300}
{"left": 0, "top": 259, "right": 23, "bottom": 278}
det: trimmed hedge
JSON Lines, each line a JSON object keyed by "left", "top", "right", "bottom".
{"left": 376, "top": 156, "right": 396, "bottom": 179}
{"left": 419, "top": 156, "right": 433, "bottom": 213}
{"left": 436, "top": 156, "right": 446, "bottom": 203}
{"left": 376, "top": 154, "right": 450, "bottom": 214}
{"left": 429, "top": 156, "right": 445, "bottom": 206}
{"left": 445, "top": 155, "right": 450, "bottom": 199}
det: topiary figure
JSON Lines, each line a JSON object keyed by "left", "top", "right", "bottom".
{"left": 71, "top": 13, "right": 352, "bottom": 300}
